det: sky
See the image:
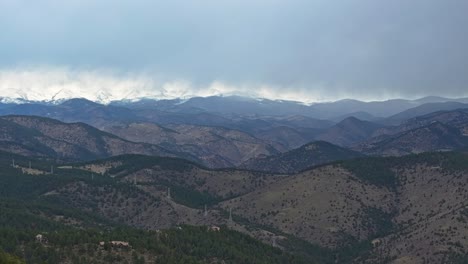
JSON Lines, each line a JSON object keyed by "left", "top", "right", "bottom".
{"left": 1, "top": 0, "right": 468, "bottom": 103}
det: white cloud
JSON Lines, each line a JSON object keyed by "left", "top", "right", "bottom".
{"left": 0, "top": 67, "right": 159, "bottom": 103}
{"left": 0, "top": 66, "right": 421, "bottom": 104}
{"left": 0, "top": 67, "right": 319, "bottom": 103}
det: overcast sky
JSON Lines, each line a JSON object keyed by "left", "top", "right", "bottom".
{"left": 1, "top": 0, "right": 468, "bottom": 102}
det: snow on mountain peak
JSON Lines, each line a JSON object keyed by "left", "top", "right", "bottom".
{"left": 0, "top": 68, "right": 181, "bottom": 104}
{"left": 0, "top": 67, "right": 323, "bottom": 104}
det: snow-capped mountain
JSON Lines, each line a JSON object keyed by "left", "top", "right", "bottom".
{"left": 0, "top": 68, "right": 179, "bottom": 104}
{"left": 0, "top": 87, "right": 163, "bottom": 105}
{"left": 0, "top": 68, "right": 313, "bottom": 104}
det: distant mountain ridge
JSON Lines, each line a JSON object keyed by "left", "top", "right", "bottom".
{"left": 2, "top": 95, "right": 468, "bottom": 118}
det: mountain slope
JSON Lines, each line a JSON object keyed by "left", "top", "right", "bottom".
{"left": 2, "top": 149, "right": 468, "bottom": 263}
{"left": 0, "top": 161, "right": 312, "bottom": 263}
{"left": 240, "top": 141, "right": 363, "bottom": 173}
{"left": 0, "top": 152, "right": 326, "bottom": 263}
{"left": 223, "top": 152, "right": 468, "bottom": 263}
{"left": 0, "top": 115, "right": 176, "bottom": 161}
{"left": 357, "top": 121, "right": 468, "bottom": 156}
{"left": 100, "top": 122, "right": 284, "bottom": 168}
{"left": 356, "top": 108, "right": 468, "bottom": 156}
{"left": 253, "top": 126, "right": 319, "bottom": 150}
{"left": 315, "top": 117, "right": 383, "bottom": 146}
{"left": 384, "top": 102, "right": 468, "bottom": 125}
{"left": 373, "top": 108, "right": 468, "bottom": 138}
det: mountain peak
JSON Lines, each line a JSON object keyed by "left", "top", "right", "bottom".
{"left": 60, "top": 98, "right": 101, "bottom": 107}
{"left": 340, "top": 116, "right": 362, "bottom": 123}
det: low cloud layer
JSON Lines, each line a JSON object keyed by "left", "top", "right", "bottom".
{"left": 1, "top": 66, "right": 467, "bottom": 103}
{"left": 0, "top": 67, "right": 333, "bottom": 103}
{"left": 1, "top": 1, "right": 468, "bottom": 101}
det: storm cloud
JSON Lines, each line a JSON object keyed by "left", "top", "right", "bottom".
{"left": 1, "top": 0, "right": 468, "bottom": 101}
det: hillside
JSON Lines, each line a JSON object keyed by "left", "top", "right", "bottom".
{"left": 1, "top": 214, "right": 310, "bottom": 264}
{"left": 384, "top": 102, "right": 468, "bottom": 125}
{"left": 315, "top": 117, "right": 383, "bottom": 146}
{"left": 409, "top": 108, "right": 468, "bottom": 129}
{"left": 223, "top": 152, "right": 468, "bottom": 263}
{"left": 0, "top": 115, "right": 178, "bottom": 161}
{"left": 357, "top": 122, "right": 468, "bottom": 156}
{"left": 1, "top": 150, "right": 468, "bottom": 263}
{"left": 253, "top": 126, "right": 319, "bottom": 149}
{"left": 373, "top": 108, "right": 468, "bottom": 138}
{"left": 101, "top": 122, "right": 284, "bottom": 168}
{"left": 0, "top": 152, "right": 322, "bottom": 264}
{"left": 240, "top": 141, "right": 363, "bottom": 173}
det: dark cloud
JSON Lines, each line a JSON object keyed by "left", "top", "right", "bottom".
{"left": 1, "top": 0, "right": 467, "bottom": 100}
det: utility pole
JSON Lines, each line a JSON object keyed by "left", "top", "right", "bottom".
{"left": 167, "top": 187, "right": 171, "bottom": 199}
{"left": 12, "top": 159, "right": 15, "bottom": 167}
{"left": 29, "top": 161, "right": 31, "bottom": 169}
{"left": 204, "top": 204, "right": 208, "bottom": 217}
{"left": 50, "top": 165, "right": 54, "bottom": 174}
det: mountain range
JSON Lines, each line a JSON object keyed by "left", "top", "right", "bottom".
{"left": 1, "top": 95, "right": 468, "bottom": 263}
{"left": 2, "top": 95, "right": 468, "bottom": 119}
{"left": 1, "top": 96, "right": 468, "bottom": 170}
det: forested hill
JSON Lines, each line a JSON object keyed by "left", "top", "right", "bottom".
{"left": 0, "top": 224, "right": 315, "bottom": 264}
{"left": 0, "top": 151, "right": 329, "bottom": 264}
{"left": 1, "top": 150, "right": 468, "bottom": 263}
